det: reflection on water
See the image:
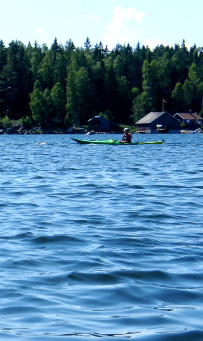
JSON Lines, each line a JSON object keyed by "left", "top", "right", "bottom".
{"left": 0, "top": 133, "right": 203, "bottom": 340}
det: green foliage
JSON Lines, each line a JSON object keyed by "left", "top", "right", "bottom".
{"left": 172, "top": 82, "right": 184, "bottom": 112}
{"left": 0, "top": 115, "right": 12, "bottom": 128}
{"left": 37, "top": 52, "right": 54, "bottom": 90}
{"left": 66, "top": 61, "right": 91, "bottom": 125}
{"left": 132, "top": 92, "right": 149, "bottom": 123}
{"left": 19, "top": 116, "right": 32, "bottom": 129}
{"left": 51, "top": 82, "right": 66, "bottom": 125}
{"left": 30, "top": 81, "right": 45, "bottom": 126}
{"left": 199, "top": 109, "right": 203, "bottom": 117}
{"left": 100, "top": 110, "right": 114, "bottom": 121}
{"left": 0, "top": 37, "right": 203, "bottom": 131}
{"left": 182, "top": 79, "right": 193, "bottom": 111}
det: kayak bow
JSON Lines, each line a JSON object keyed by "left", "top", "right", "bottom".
{"left": 72, "top": 138, "right": 165, "bottom": 145}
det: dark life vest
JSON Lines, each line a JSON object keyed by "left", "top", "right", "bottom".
{"left": 122, "top": 133, "right": 132, "bottom": 143}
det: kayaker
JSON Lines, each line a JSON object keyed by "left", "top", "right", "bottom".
{"left": 121, "top": 128, "right": 132, "bottom": 143}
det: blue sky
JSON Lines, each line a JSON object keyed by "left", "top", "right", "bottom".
{"left": 1, "top": 0, "right": 203, "bottom": 50}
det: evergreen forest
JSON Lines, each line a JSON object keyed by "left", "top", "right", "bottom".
{"left": 0, "top": 37, "right": 203, "bottom": 131}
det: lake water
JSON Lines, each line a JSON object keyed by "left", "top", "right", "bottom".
{"left": 0, "top": 133, "right": 203, "bottom": 340}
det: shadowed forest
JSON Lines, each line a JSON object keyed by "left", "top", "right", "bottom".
{"left": 0, "top": 37, "right": 203, "bottom": 131}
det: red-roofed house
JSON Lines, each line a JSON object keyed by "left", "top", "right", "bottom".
{"left": 174, "top": 110, "right": 202, "bottom": 130}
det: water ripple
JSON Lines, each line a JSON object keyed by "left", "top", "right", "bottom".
{"left": 0, "top": 134, "right": 203, "bottom": 339}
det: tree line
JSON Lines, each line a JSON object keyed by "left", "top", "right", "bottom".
{"left": 0, "top": 37, "right": 203, "bottom": 131}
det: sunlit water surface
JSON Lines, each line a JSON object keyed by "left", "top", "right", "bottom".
{"left": 0, "top": 133, "right": 203, "bottom": 340}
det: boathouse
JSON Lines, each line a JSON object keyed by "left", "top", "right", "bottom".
{"left": 136, "top": 112, "right": 181, "bottom": 134}
{"left": 87, "top": 116, "right": 118, "bottom": 132}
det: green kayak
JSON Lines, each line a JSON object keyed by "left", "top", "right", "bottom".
{"left": 72, "top": 138, "right": 165, "bottom": 145}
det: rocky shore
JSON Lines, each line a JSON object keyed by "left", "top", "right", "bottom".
{"left": 0, "top": 125, "right": 87, "bottom": 135}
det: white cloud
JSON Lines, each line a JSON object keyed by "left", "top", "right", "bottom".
{"left": 103, "top": 6, "right": 145, "bottom": 49}
{"left": 142, "top": 38, "right": 162, "bottom": 50}
{"left": 35, "top": 28, "right": 48, "bottom": 40}
{"left": 73, "top": 14, "right": 98, "bottom": 29}
{"left": 143, "top": 38, "right": 176, "bottom": 50}
{"left": 84, "top": 14, "right": 98, "bottom": 21}
{"left": 75, "top": 19, "right": 83, "bottom": 26}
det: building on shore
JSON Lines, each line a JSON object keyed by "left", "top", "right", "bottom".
{"left": 174, "top": 110, "right": 202, "bottom": 130}
{"left": 136, "top": 112, "right": 181, "bottom": 134}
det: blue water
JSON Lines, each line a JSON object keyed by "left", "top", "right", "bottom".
{"left": 0, "top": 133, "right": 203, "bottom": 340}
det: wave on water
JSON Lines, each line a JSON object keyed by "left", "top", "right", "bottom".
{"left": 0, "top": 134, "right": 203, "bottom": 339}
